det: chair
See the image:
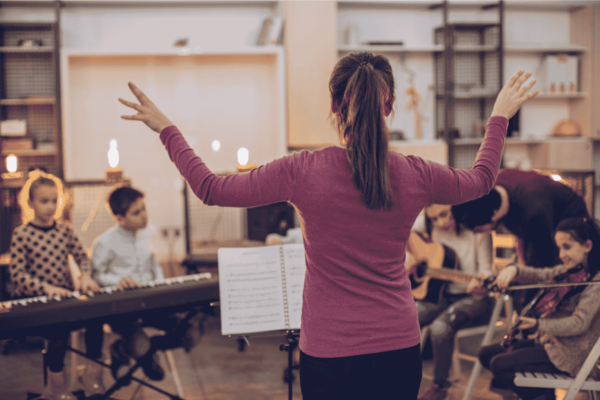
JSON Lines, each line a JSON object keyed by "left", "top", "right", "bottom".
{"left": 451, "top": 293, "right": 512, "bottom": 378}
{"left": 491, "top": 231, "right": 519, "bottom": 273}
{"left": 513, "top": 334, "right": 600, "bottom": 400}
{"left": 419, "top": 294, "right": 513, "bottom": 380}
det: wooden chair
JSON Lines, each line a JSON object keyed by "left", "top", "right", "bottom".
{"left": 491, "top": 231, "right": 519, "bottom": 273}
{"left": 513, "top": 334, "right": 600, "bottom": 400}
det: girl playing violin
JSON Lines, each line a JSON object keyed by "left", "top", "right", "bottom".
{"left": 479, "top": 216, "right": 600, "bottom": 400}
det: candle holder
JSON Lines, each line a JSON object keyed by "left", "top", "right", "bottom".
{"left": 236, "top": 163, "right": 258, "bottom": 173}
{"left": 1, "top": 170, "right": 25, "bottom": 187}
{"left": 105, "top": 166, "right": 123, "bottom": 183}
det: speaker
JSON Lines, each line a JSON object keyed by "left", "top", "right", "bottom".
{"left": 246, "top": 202, "right": 296, "bottom": 242}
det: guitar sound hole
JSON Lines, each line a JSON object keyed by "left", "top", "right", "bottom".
{"left": 415, "top": 262, "right": 428, "bottom": 279}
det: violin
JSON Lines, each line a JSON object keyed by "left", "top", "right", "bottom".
{"left": 501, "top": 265, "right": 589, "bottom": 350}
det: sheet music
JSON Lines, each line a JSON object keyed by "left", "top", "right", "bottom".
{"left": 218, "top": 244, "right": 306, "bottom": 336}
{"left": 218, "top": 246, "right": 286, "bottom": 335}
{"left": 281, "top": 244, "right": 306, "bottom": 330}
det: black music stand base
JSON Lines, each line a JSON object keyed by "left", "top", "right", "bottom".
{"left": 279, "top": 331, "right": 299, "bottom": 400}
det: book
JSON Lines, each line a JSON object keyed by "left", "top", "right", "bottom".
{"left": 218, "top": 244, "right": 306, "bottom": 336}
{"left": 255, "top": 16, "right": 273, "bottom": 46}
{"left": 1, "top": 137, "right": 33, "bottom": 152}
{"left": 0, "top": 119, "right": 26, "bottom": 136}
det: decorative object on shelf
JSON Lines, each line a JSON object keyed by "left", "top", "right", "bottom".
{"left": 551, "top": 119, "right": 582, "bottom": 137}
{"left": 406, "top": 86, "right": 422, "bottom": 140}
{"left": 17, "top": 38, "right": 42, "bottom": 48}
{"left": 105, "top": 139, "right": 123, "bottom": 183}
{"left": 256, "top": 16, "right": 273, "bottom": 46}
{"left": 362, "top": 41, "right": 404, "bottom": 46}
{"left": 342, "top": 23, "right": 359, "bottom": 46}
{"left": 269, "top": 16, "right": 284, "bottom": 45}
{"left": 173, "top": 37, "right": 189, "bottom": 47}
{"left": 540, "top": 54, "right": 578, "bottom": 94}
{"left": 0, "top": 119, "right": 26, "bottom": 136}
{"left": 1, "top": 154, "right": 25, "bottom": 187}
{"left": 389, "top": 130, "right": 405, "bottom": 141}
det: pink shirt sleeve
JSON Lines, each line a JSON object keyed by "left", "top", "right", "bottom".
{"left": 160, "top": 116, "right": 507, "bottom": 208}
{"left": 420, "top": 116, "right": 507, "bottom": 205}
{"left": 160, "top": 126, "right": 298, "bottom": 208}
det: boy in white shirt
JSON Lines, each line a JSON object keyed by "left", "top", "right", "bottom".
{"left": 89, "top": 185, "right": 201, "bottom": 384}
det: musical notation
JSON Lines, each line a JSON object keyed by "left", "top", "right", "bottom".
{"left": 218, "top": 244, "right": 306, "bottom": 335}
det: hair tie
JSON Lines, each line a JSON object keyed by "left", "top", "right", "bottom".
{"left": 360, "top": 61, "right": 369, "bottom": 67}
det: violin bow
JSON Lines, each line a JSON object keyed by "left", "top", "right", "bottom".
{"left": 493, "top": 280, "right": 600, "bottom": 291}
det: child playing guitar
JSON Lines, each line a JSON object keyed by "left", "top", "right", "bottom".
{"left": 408, "top": 204, "right": 494, "bottom": 400}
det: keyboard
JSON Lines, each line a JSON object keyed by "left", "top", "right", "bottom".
{"left": 0, "top": 272, "right": 219, "bottom": 340}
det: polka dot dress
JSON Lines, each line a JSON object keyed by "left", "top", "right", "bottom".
{"left": 9, "top": 222, "right": 89, "bottom": 297}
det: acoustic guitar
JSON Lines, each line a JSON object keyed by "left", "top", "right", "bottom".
{"left": 406, "top": 231, "right": 492, "bottom": 303}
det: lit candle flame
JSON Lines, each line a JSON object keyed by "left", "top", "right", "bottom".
{"left": 237, "top": 147, "right": 249, "bottom": 166}
{"left": 108, "top": 139, "right": 119, "bottom": 168}
{"left": 212, "top": 140, "right": 221, "bottom": 152}
{"left": 6, "top": 154, "right": 17, "bottom": 173}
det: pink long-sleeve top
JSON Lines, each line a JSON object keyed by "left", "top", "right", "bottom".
{"left": 160, "top": 116, "right": 508, "bottom": 358}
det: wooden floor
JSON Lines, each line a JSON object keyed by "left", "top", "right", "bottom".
{"left": 0, "top": 316, "right": 589, "bottom": 400}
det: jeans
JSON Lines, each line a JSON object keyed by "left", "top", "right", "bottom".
{"left": 417, "top": 294, "right": 493, "bottom": 384}
{"left": 300, "top": 344, "right": 422, "bottom": 400}
{"left": 479, "top": 340, "right": 566, "bottom": 400}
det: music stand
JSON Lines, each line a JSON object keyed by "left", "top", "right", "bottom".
{"left": 279, "top": 330, "right": 300, "bottom": 400}
{"left": 232, "top": 329, "right": 300, "bottom": 400}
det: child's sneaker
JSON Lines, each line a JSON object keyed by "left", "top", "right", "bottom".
{"left": 140, "top": 352, "right": 164, "bottom": 381}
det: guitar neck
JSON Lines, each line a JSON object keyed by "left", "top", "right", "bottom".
{"left": 424, "top": 266, "right": 477, "bottom": 284}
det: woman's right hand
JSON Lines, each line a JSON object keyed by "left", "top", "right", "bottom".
{"left": 491, "top": 70, "right": 539, "bottom": 120}
{"left": 494, "top": 264, "right": 518, "bottom": 289}
{"left": 120, "top": 82, "right": 174, "bottom": 134}
{"left": 44, "top": 284, "right": 73, "bottom": 299}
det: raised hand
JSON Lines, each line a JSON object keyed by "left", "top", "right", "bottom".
{"left": 491, "top": 70, "right": 539, "bottom": 120}
{"left": 119, "top": 82, "right": 174, "bottom": 133}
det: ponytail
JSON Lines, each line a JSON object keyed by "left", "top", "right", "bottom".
{"left": 329, "top": 52, "right": 395, "bottom": 211}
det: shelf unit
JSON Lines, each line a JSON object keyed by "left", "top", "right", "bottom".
{"left": 0, "top": 12, "right": 63, "bottom": 179}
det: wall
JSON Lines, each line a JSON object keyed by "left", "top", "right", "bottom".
{"left": 58, "top": 4, "right": 283, "bottom": 259}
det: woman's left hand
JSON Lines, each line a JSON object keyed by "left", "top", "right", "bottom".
{"left": 119, "top": 82, "right": 174, "bottom": 133}
{"left": 518, "top": 316, "right": 538, "bottom": 330}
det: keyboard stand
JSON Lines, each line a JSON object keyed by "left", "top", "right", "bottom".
{"left": 66, "top": 345, "right": 183, "bottom": 400}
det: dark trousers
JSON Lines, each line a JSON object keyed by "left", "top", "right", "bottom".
{"left": 479, "top": 340, "right": 566, "bottom": 400}
{"left": 417, "top": 294, "right": 493, "bottom": 385}
{"left": 300, "top": 344, "right": 422, "bottom": 400}
{"left": 44, "top": 325, "right": 104, "bottom": 373}
{"left": 86, "top": 313, "right": 184, "bottom": 359}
